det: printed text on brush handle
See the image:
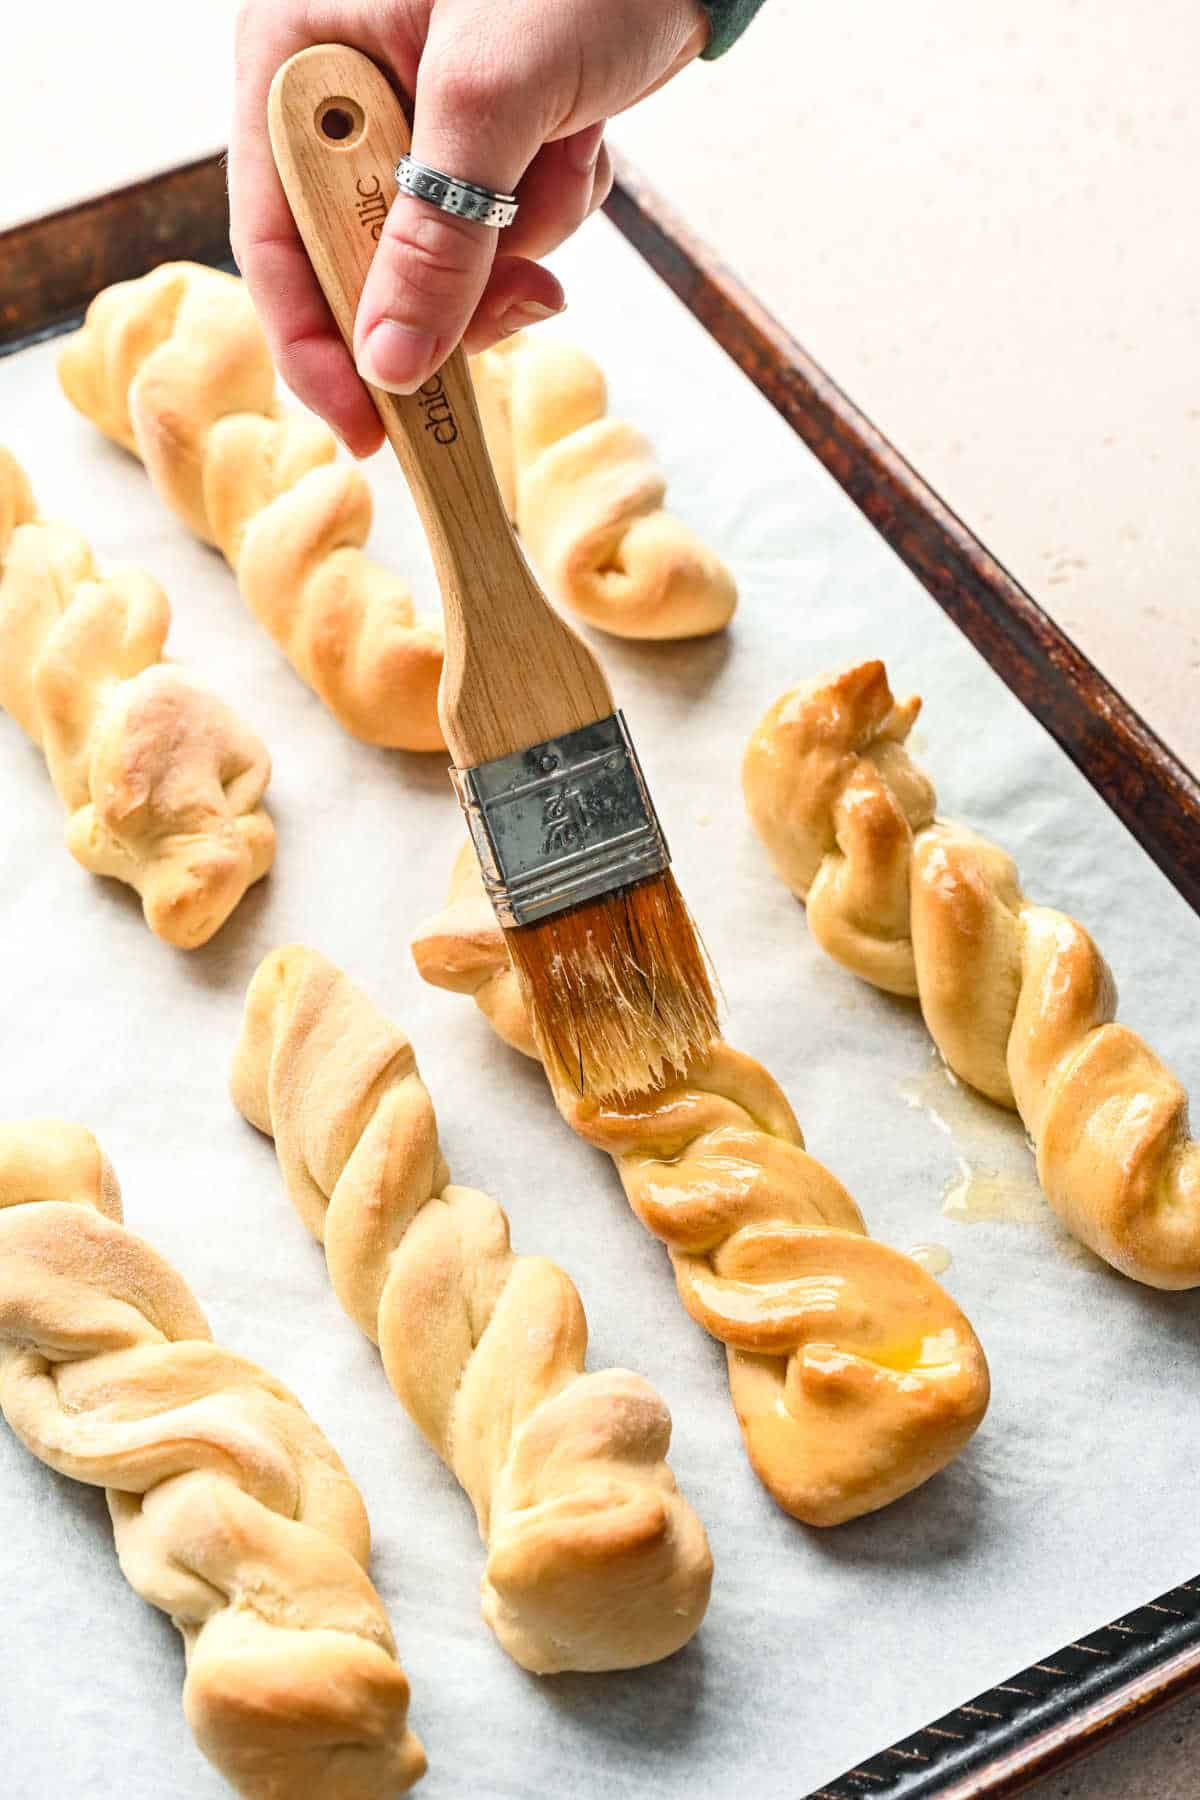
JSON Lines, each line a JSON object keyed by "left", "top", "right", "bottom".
{"left": 353, "top": 177, "right": 460, "bottom": 442}
{"left": 268, "top": 44, "right": 615, "bottom": 762}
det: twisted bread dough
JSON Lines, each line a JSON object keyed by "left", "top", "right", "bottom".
{"left": 472, "top": 332, "right": 737, "bottom": 639}
{"left": 743, "top": 660, "right": 1200, "bottom": 1288}
{"left": 412, "top": 848, "right": 989, "bottom": 1525}
{"left": 58, "top": 262, "right": 443, "bottom": 750}
{"left": 231, "top": 946, "right": 712, "bottom": 1669}
{"left": 0, "top": 447, "right": 273, "bottom": 947}
{"left": 0, "top": 1119, "right": 424, "bottom": 1797}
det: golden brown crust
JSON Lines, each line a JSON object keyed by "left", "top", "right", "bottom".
{"left": 0, "top": 446, "right": 274, "bottom": 947}
{"left": 58, "top": 263, "right": 443, "bottom": 751}
{"left": 744, "top": 660, "right": 1200, "bottom": 1287}
{"left": 231, "top": 946, "right": 712, "bottom": 1671}
{"left": 0, "top": 1119, "right": 424, "bottom": 1797}
{"left": 472, "top": 333, "right": 737, "bottom": 640}
{"left": 412, "top": 859, "right": 990, "bottom": 1526}
{"left": 410, "top": 843, "right": 541, "bottom": 1057}
{"left": 743, "top": 661, "right": 933, "bottom": 996}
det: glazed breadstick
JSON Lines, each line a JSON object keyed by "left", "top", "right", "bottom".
{"left": 0, "top": 446, "right": 273, "bottom": 947}
{"left": 743, "top": 660, "right": 1200, "bottom": 1288}
{"left": 0, "top": 1119, "right": 424, "bottom": 1797}
{"left": 231, "top": 945, "right": 712, "bottom": 1673}
{"left": 58, "top": 262, "right": 443, "bottom": 751}
{"left": 472, "top": 331, "right": 737, "bottom": 639}
{"left": 412, "top": 849, "right": 990, "bottom": 1526}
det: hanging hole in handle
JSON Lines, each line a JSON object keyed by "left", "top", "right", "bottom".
{"left": 316, "top": 98, "right": 365, "bottom": 146}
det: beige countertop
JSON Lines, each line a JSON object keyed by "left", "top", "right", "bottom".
{"left": 5, "top": 6, "right": 1198, "bottom": 1794}
{"left": 615, "top": 0, "right": 1200, "bottom": 777}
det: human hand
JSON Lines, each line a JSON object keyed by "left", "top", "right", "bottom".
{"left": 230, "top": 0, "right": 709, "bottom": 455}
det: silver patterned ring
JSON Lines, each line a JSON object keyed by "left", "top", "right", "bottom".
{"left": 395, "top": 154, "right": 518, "bottom": 228}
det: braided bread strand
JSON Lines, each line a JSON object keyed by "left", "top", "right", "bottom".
{"left": 412, "top": 848, "right": 989, "bottom": 1526}
{"left": 58, "top": 262, "right": 443, "bottom": 750}
{"left": 0, "top": 446, "right": 273, "bottom": 947}
{"left": 472, "top": 332, "right": 737, "bottom": 640}
{"left": 742, "top": 660, "right": 1200, "bottom": 1288}
{"left": 231, "top": 946, "right": 712, "bottom": 1672}
{"left": 0, "top": 1119, "right": 424, "bottom": 1798}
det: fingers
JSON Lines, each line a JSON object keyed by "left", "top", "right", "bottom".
{"left": 229, "top": 3, "right": 386, "bottom": 455}
{"left": 452, "top": 128, "right": 612, "bottom": 359}
{"left": 501, "top": 126, "right": 609, "bottom": 264}
{"left": 589, "top": 141, "right": 616, "bottom": 219}
{"left": 461, "top": 257, "right": 566, "bottom": 356}
{"left": 354, "top": 44, "right": 557, "bottom": 394}
{"left": 230, "top": 0, "right": 639, "bottom": 428}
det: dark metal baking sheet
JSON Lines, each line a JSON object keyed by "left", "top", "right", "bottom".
{"left": 3, "top": 149, "right": 1197, "bottom": 1800}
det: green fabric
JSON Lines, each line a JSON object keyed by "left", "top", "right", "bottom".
{"left": 700, "top": 0, "right": 768, "bottom": 57}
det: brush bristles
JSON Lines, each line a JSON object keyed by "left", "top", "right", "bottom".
{"left": 504, "top": 870, "right": 719, "bottom": 1103}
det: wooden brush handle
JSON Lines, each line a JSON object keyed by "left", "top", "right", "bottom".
{"left": 268, "top": 43, "right": 613, "bottom": 764}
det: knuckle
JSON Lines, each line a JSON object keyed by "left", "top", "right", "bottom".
{"left": 273, "top": 348, "right": 318, "bottom": 407}
{"left": 270, "top": 330, "right": 332, "bottom": 408}
{"left": 228, "top": 227, "right": 288, "bottom": 281}
{"left": 233, "top": 0, "right": 264, "bottom": 62}
{"left": 233, "top": 0, "right": 307, "bottom": 80}
{"left": 422, "top": 42, "right": 508, "bottom": 117}
{"left": 380, "top": 210, "right": 484, "bottom": 305}
{"left": 272, "top": 343, "right": 309, "bottom": 398}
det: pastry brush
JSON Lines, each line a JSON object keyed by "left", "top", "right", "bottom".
{"left": 269, "top": 43, "right": 717, "bottom": 1100}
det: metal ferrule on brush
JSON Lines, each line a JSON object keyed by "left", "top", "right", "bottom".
{"left": 449, "top": 713, "right": 669, "bottom": 928}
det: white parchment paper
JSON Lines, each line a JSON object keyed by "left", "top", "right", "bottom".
{"left": 2, "top": 216, "right": 1198, "bottom": 1800}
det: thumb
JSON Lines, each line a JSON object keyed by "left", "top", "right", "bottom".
{"left": 353, "top": 61, "right": 544, "bottom": 394}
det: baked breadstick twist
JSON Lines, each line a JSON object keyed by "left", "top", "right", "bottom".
{"left": 412, "top": 848, "right": 989, "bottom": 1526}
{"left": 231, "top": 946, "right": 712, "bottom": 1672}
{"left": 0, "top": 446, "right": 273, "bottom": 947}
{"left": 58, "top": 262, "right": 443, "bottom": 750}
{"left": 472, "top": 331, "right": 737, "bottom": 639}
{"left": 743, "top": 660, "right": 1200, "bottom": 1288}
{"left": 231, "top": 946, "right": 713, "bottom": 1666}
{"left": 0, "top": 1119, "right": 424, "bottom": 1798}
